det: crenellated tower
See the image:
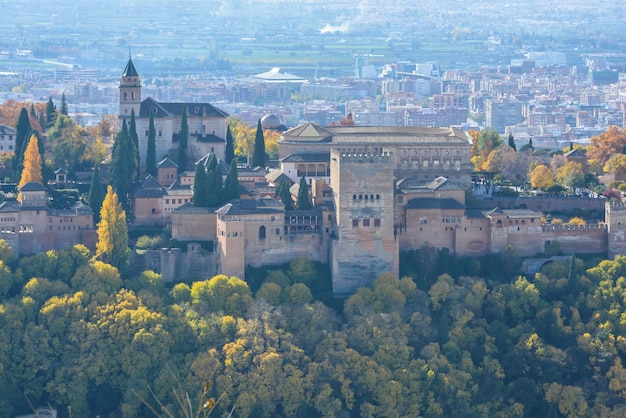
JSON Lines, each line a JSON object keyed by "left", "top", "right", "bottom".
{"left": 330, "top": 148, "right": 399, "bottom": 296}
{"left": 606, "top": 200, "right": 626, "bottom": 257}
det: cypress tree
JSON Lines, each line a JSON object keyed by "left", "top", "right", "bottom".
{"left": 129, "top": 109, "right": 140, "bottom": 180}
{"left": 211, "top": 165, "right": 223, "bottom": 206}
{"left": 251, "top": 119, "right": 266, "bottom": 168}
{"left": 206, "top": 153, "right": 218, "bottom": 174}
{"left": 45, "top": 97, "right": 56, "bottom": 131}
{"left": 206, "top": 169, "right": 222, "bottom": 207}
{"left": 60, "top": 93, "right": 68, "bottom": 115}
{"left": 508, "top": 133, "right": 516, "bottom": 152}
{"left": 296, "top": 176, "right": 312, "bottom": 210}
{"left": 177, "top": 106, "right": 188, "bottom": 173}
{"left": 146, "top": 112, "right": 157, "bottom": 177}
{"left": 193, "top": 163, "right": 209, "bottom": 207}
{"left": 277, "top": 180, "right": 293, "bottom": 211}
{"left": 223, "top": 159, "right": 240, "bottom": 202}
{"left": 13, "top": 108, "right": 31, "bottom": 178}
{"left": 225, "top": 125, "right": 235, "bottom": 165}
{"left": 38, "top": 112, "right": 45, "bottom": 133}
{"left": 528, "top": 138, "right": 533, "bottom": 149}
{"left": 29, "top": 103, "right": 36, "bottom": 119}
{"left": 109, "top": 120, "right": 137, "bottom": 214}
{"left": 88, "top": 165, "right": 105, "bottom": 223}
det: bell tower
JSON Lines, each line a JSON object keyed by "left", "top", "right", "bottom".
{"left": 119, "top": 52, "right": 141, "bottom": 118}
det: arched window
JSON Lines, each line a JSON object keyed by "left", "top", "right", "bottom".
{"left": 496, "top": 220, "right": 503, "bottom": 228}
{"left": 259, "top": 226, "right": 266, "bottom": 240}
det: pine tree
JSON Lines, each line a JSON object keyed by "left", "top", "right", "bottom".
{"left": 177, "top": 106, "right": 188, "bottom": 173}
{"left": 225, "top": 125, "right": 235, "bottom": 165}
{"left": 60, "top": 93, "right": 68, "bottom": 115}
{"left": 193, "top": 163, "right": 209, "bottom": 207}
{"left": 129, "top": 109, "right": 140, "bottom": 180}
{"left": 88, "top": 165, "right": 105, "bottom": 223}
{"left": 508, "top": 133, "right": 516, "bottom": 152}
{"left": 223, "top": 159, "right": 240, "bottom": 202}
{"left": 277, "top": 180, "right": 293, "bottom": 211}
{"left": 109, "top": 120, "right": 138, "bottom": 214}
{"left": 251, "top": 119, "right": 266, "bottom": 168}
{"left": 296, "top": 176, "right": 312, "bottom": 210}
{"left": 96, "top": 186, "right": 130, "bottom": 274}
{"left": 13, "top": 108, "right": 31, "bottom": 178}
{"left": 45, "top": 97, "right": 56, "bottom": 131}
{"left": 17, "top": 134, "right": 43, "bottom": 190}
{"left": 146, "top": 112, "right": 157, "bottom": 177}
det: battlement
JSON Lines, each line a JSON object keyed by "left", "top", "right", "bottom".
{"left": 331, "top": 148, "right": 391, "bottom": 163}
{"left": 608, "top": 201, "right": 626, "bottom": 211}
{"left": 542, "top": 223, "right": 607, "bottom": 233}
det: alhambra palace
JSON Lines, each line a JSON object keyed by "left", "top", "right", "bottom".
{"left": 4, "top": 58, "right": 626, "bottom": 295}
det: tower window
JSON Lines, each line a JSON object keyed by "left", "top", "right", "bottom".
{"left": 259, "top": 226, "right": 266, "bottom": 240}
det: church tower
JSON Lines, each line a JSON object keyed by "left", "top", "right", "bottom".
{"left": 119, "top": 56, "right": 141, "bottom": 117}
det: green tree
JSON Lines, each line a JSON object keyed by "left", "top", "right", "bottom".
{"left": 45, "top": 97, "right": 56, "bottom": 131}
{"left": 109, "top": 120, "right": 138, "bottom": 214}
{"left": 47, "top": 114, "right": 88, "bottom": 174}
{"left": 146, "top": 112, "right": 157, "bottom": 177}
{"left": 223, "top": 159, "right": 240, "bottom": 202}
{"left": 95, "top": 186, "right": 130, "bottom": 273}
{"left": 13, "top": 107, "right": 31, "bottom": 177}
{"left": 193, "top": 162, "right": 209, "bottom": 207}
{"left": 60, "top": 93, "right": 68, "bottom": 115}
{"left": 251, "top": 119, "right": 265, "bottom": 168}
{"left": 276, "top": 180, "right": 293, "bottom": 211}
{"left": 206, "top": 168, "right": 223, "bottom": 207}
{"left": 178, "top": 106, "right": 188, "bottom": 173}
{"left": 225, "top": 125, "right": 235, "bottom": 165}
{"left": 556, "top": 161, "right": 585, "bottom": 192}
{"left": 88, "top": 165, "right": 104, "bottom": 223}
{"left": 296, "top": 176, "right": 312, "bottom": 210}
{"left": 508, "top": 133, "right": 517, "bottom": 152}
{"left": 129, "top": 109, "right": 140, "bottom": 180}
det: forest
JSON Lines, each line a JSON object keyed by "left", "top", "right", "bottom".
{"left": 0, "top": 241, "right": 625, "bottom": 418}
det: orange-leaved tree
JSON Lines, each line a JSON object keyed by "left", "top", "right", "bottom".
{"left": 17, "top": 134, "right": 43, "bottom": 189}
{"left": 587, "top": 126, "right": 626, "bottom": 166}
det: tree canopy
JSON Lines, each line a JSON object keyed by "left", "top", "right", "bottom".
{"left": 95, "top": 186, "right": 129, "bottom": 273}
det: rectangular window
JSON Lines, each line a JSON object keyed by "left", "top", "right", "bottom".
{"left": 374, "top": 218, "right": 381, "bottom": 227}
{"left": 398, "top": 196, "right": 404, "bottom": 203}
{"left": 159, "top": 130, "right": 162, "bottom": 137}
{"left": 363, "top": 219, "right": 370, "bottom": 227}
{"left": 276, "top": 228, "right": 280, "bottom": 235}
{"left": 352, "top": 219, "right": 359, "bottom": 227}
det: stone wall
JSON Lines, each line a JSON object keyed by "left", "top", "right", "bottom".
{"left": 472, "top": 196, "right": 605, "bottom": 215}
{"left": 131, "top": 245, "right": 220, "bottom": 282}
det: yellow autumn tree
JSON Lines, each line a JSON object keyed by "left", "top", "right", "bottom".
{"left": 95, "top": 186, "right": 129, "bottom": 273}
{"left": 17, "top": 134, "right": 43, "bottom": 189}
{"left": 530, "top": 164, "right": 554, "bottom": 190}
